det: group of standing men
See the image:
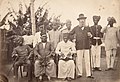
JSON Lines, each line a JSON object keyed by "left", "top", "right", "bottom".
{"left": 12, "top": 13, "right": 120, "bottom": 82}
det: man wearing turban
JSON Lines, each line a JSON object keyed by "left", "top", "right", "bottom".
{"left": 101, "top": 17, "right": 119, "bottom": 71}
{"left": 12, "top": 37, "right": 33, "bottom": 82}
{"left": 90, "top": 15, "right": 103, "bottom": 71}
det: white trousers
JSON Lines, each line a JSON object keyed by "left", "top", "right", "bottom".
{"left": 91, "top": 45, "right": 101, "bottom": 68}
{"left": 106, "top": 49, "right": 116, "bottom": 68}
{"left": 76, "top": 50, "right": 91, "bottom": 77}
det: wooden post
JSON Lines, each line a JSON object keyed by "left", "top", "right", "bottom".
{"left": 30, "top": 0, "right": 36, "bottom": 35}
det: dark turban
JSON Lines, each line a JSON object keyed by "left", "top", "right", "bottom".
{"left": 93, "top": 15, "right": 101, "bottom": 21}
{"left": 107, "top": 17, "right": 116, "bottom": 23}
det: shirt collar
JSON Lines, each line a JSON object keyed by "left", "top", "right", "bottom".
{"left": 81, "top": 27, "right": 84, "bottom": 30}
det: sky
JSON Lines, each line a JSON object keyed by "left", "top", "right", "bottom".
{"left": 0, "top": 0, "right": 120, "bottom": 28}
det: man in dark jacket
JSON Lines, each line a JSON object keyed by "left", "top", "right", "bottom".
{"left": 90, "top": 16, "right": 103, "bottom": 71}
{"left": 12, "top": 37, "right": 33, "bottom": 82}
{"left": 70, "top": 14, "right": 93, "bottom": 78}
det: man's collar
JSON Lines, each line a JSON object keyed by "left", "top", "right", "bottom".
{"left": 63, "top": 40, "right": 69, "bottom": 43}
{"left": 81, "top": 27, "right": 85, "bottom": 30}
{"left": 42, "top": 42, "right": 47, "bottom": 43}
{"left": 53, "top": 29, "right": 58, "bottom": 31}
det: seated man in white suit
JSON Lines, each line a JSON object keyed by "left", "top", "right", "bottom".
{"left": 55, "top": 33, "right": 76, "bottom": 81}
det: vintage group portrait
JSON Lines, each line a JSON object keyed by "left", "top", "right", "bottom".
{"left": 0, "top": 0, "right": 120, "bottom": 82}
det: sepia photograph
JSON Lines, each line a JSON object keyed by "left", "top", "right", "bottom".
{"left": 0, "top": 0, "right": 120, "bottom": 82}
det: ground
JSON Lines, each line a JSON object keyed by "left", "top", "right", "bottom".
{"left": 0, "top": 56, "right": 120, "bottom": 82}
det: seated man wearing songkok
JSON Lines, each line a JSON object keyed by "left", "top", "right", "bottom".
{"left": 34, "top": 34, "right": 56, "bottom": 81}
{"left": 56, "top": 33, "right": 76, "bottom": 81}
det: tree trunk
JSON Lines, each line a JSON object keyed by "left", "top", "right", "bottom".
{"left": 30, "top": 0, "right": 36, "bottom": 35}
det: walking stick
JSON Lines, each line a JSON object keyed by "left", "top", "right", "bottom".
{"left": 7, "top": 56, "right": 18, "bottom": 76}
{"left": 89, "top": 49, "right": 94, "bottom": 78}
{"left": 88, "top": 30, "right": 94, "bottom": 78}
{"left": 88, "top": 40, "right": 95, "bottom": 78}
{"left": 73, "top": 53, "right": 77, "bottom": 79}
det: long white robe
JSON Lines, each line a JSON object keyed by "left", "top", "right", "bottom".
{"left": 101, "top": 27, "right": 119, "bottom": 69}
{"left": 56, "top": 41, "right": 76, "bottom": 79}
{"left": 48, "top": 29, "right": 61, "bottom": 48}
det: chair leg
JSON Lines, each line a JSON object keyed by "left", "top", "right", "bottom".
{"left": 20, "top": 66, "right": 23, "bottom": 78}
{"left": 55, "top": 54, "right": 59, "bottom": 78}
{"left": 74, "top": 57, "right": 77, "bottom": 79}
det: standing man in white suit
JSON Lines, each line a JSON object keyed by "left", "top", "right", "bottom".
{"left": 70, "top": 14, "right": 93, "bottom": 78}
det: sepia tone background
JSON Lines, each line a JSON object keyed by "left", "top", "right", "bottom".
{"left": 0, "top": 0, "right": 120, "bottom": 27}
{"left": 0, "top": 0, "right": 120, "bottom": 82}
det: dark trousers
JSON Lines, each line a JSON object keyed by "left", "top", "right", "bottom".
{"left": 14, "top": 59, "right": 32, "bottom": 80}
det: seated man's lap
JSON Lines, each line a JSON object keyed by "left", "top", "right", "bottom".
{"left": 49, "top": 59, "right": 55, "bottom": 64}
{"left": 59, "top": 60, "right": 74, "bottom": 65}
{"left": 58, "top": 60, "right": 75, "bottom": 70}
{"left": 25, "top": 60, "right": 31, "bottom": 65}
{"left": 34, "top": 59, "right": 56, "bottom": 77}
{"left": 14, "top": 60, "right": 32, "bottom": 71}
{"left": 35, "top": 59, "right": 55, "bottom": 65}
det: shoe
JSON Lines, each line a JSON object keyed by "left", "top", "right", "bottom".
{"left": 67, "top": 77, "right": 72, "bottom": 81}
{"left": 13, "top": 76, "right": 16, "bottom": 78}
{"left": 48, "top": 76, "right": 51, "bottom": 80}
{"left": 13, "top": 76, "right": 18, "bottom": 81}
{"left": 110, "top": 68, "right": 115, "bottom": 70}
{"left": 97, "top": 67, "right": 102, "bottom": 71}
{"left": 95, "top": 67, "right": 102, "bottom": 71}
{"left": 77, "top": 75, "right": 82, "bottom": 78}
{"left": 105, "top": 68, "right": 111, "bottom": 71}
{"left": 92, "top": 68, "right": 96, "bottom": 71}
{"left": 39, "top": 76, "right": 42, "bottom": 81}
{"left": 87, "top": 76, "right": 94, "bottom": 79}
{"left": 63, "top": 78, "right": 67, "bottom": 81}
{"left": 28, "top": 80, "right": 32, "bottom": 82}
{"left": 13, "top": 76, "right": 18, "bottom": 79}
